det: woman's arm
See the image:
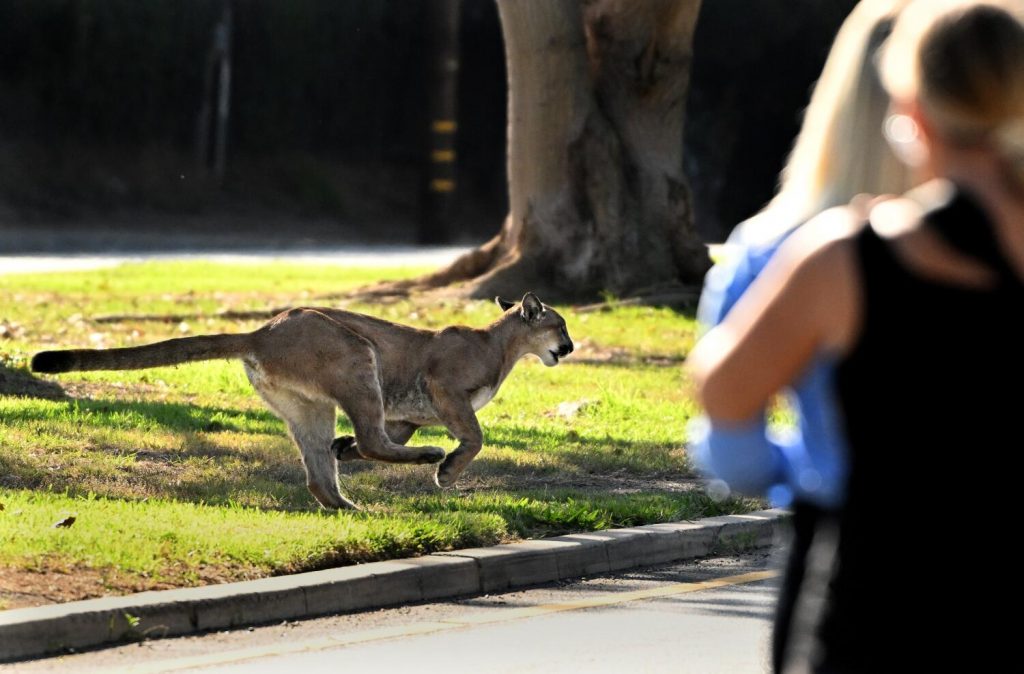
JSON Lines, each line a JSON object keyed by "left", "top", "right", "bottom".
{"left": 689, "top": 208, "right": 862, "bottom": 424}
{"left": 691, "top": 238, "right": 790, "bottom": 500}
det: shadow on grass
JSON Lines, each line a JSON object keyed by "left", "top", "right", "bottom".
{"left": 489, "top": 425, "right": 687, "bottom": 468}
{"left": 413, "top": 421, "right": 673, "bottom": 454}
{"left": 0, "top": 363, "right": 69, "bottom": 400}
{"left": 340, "top": 423, "right": 693, "bottom": 487}
{"left": 482, "top": 426, "right": 654, "bottom": 452}
{"left": 161, "top": 468, "right": 315, "bottom": 512}
{"left": 3, "top": 365, "right": 693, "bottom": 514}
{"left": 1, "top": 396, "right": 285, "bottom": 435}
{"left": 2, "top": 433, "right": 320, "bottom": 513}
{"left": 0, "top": 364, "right": 311, "bottom": 508}
{"left": 0, "top": 451, "right": 48, "bottom": 489}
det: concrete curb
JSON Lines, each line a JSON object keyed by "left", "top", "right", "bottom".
{"left": 0, "top": 508, "right": 787, "bottom": 662}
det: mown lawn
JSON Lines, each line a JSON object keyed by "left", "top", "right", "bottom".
{"left": 0, "top": 260, "right": 757, "bottom": 607}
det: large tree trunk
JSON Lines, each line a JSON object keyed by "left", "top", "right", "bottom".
{"left": 426, "top": 0, "right": 708, "bottom": 302}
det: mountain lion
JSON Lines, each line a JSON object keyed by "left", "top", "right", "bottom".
{"left": 31, "top": 293, "right": 574, "bottom": 510}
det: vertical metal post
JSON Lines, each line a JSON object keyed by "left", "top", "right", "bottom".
{"left": 419, "top": 0, "right": 461, "bottom": 244}
{"left": 195, "top": 0, "right": 232, "bottom": 184}
{"left": 212, "top": 0, "right": 233, "bottom": 184}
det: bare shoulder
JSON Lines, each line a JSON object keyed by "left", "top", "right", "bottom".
{"left": 798, "top": 204, "right": 866, "bottom": 244}
{"left": 759, "top": 206, "right": 865, "bottom": 354}
{"left": 689, "top": 208, "right": 865, "bottom": 419}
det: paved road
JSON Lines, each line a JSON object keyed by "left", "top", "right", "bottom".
{"left": 7, "top": 551, "right": 781, "bottom": 674}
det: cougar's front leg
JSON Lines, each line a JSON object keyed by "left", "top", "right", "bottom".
{"left": 428, "top": 383, "right": 483, "bottom": 488}
{"left": 333, "top": 421, "right": 418, "bottom": 463}
{"left": 329, "top": 369, "right": 444, "bottom": 465}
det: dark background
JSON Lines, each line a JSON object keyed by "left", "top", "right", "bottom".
{"left": 0, "top": 0, "right": 859, "bottom": 251}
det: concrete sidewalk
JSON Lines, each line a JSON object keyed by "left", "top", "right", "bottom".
{"left": 0, "top": 246, "right": 470, "bottom": 276}
{"left": 0, "top": 509, "right": 786, "bottom": 663}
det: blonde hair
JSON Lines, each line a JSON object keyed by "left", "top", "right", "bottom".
{"left": 737, "top": 0, "right": 915, "bottom": 247}
{"left": 882, "top": 0, "right": 1024, "bottom": 189}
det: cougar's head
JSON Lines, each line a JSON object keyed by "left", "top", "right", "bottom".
{"left": 496, "top": 292, "right": 574, "bottom": 367}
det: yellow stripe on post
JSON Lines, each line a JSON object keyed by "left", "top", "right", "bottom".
{"left": 432, "top": 119, "right": 457, "bottom": 133}
{"left": 431, "top": 150, "right": 456, "bottom": 163}
{"left": 430, "top": 179, "right": 457, "bottom": 193}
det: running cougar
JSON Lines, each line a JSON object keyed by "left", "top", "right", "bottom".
{"left": 32, "top": 293, "right": 574, "bottom": 510}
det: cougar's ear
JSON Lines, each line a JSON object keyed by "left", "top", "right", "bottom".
{"left": 496, "top": 296, "right": 516, "bottom": 312}
{"left": 521, "top": 292, "right": 544, "bottom": 322}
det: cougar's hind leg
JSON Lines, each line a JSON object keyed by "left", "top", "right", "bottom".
{"left": 291, "top": 403, "right": 359, "bottom": 510}
{"left": 253, "top": 383, "right": 358, "bottom": 510}
{"left": 334, "top": 421, "right": 419, "bottom": 463}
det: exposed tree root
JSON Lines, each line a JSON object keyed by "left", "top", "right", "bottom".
{"left": 94, "top": 308, "right": 289, "bottom": 324}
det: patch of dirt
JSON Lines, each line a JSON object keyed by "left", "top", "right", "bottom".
{"left": 570, "top": 338, "right": 686, "bottom": 367}
{"left": 455, "top": 474, "right": 703, "bottom": 495}
{"left": 0, "top": 566, "right": 102, "bottom": 610}
{"left": 57, "top": 379, "right": 193, "bottom": 404}
{"left": 0, "top": 561, "right": 262, "bottom": 611}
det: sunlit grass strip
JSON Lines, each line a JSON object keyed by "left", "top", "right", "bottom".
{"left": 0, "top": 488, "right": 756, "bottom": 584}
{"left": 0, "top": 260, "right": 754, "bottom": 598}
{"left": 0, "top": 489, "right": 507, "bottom": 581}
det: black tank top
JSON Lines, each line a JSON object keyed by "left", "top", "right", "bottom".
{"left": 816, "top": 188, "right": 1024, "bottom": 671}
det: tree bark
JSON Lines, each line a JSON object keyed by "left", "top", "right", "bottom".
{"left": 424, "top": 0, "right": 708, "bottom": 302}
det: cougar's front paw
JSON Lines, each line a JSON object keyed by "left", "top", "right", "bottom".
{"left": 434, "top": 456, "right": 462, "bottom": 488}
{"left": 418, "top": 445, "right": 446, "bottom": 465}
{"left": 332, "top": 435, "right": 361, "bottom": 462}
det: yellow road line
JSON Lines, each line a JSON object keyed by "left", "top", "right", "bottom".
{"left": 447, "top": 570, "right": 778, "bottom": 625}
{"left": 116, "top": 622, "right": 455, "bottom": 674}
{"left": 115, "top": 570, "right": 777, "bottom": 673}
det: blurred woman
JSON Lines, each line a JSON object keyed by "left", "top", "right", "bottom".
{"left": 690, "top": 1, "right": 914, "bottom": 668}
{"left": 691, "top": 1, "right": 1024, "bottom": 669}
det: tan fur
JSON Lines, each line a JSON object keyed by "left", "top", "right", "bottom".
{"left": 31, "top": 293, "right": 573, "bottom": 510}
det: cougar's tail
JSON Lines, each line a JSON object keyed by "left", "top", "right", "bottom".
{"left": 31, "top": 333, "right": 255, "bottom": 374}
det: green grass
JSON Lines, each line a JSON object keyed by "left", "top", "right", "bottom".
{"left": 0, "top": 261, "right": 757, "bottom": 599}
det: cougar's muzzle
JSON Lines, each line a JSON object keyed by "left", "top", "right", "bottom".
{"left": 548, "top": 327, "right": 574, "bottom": 364}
